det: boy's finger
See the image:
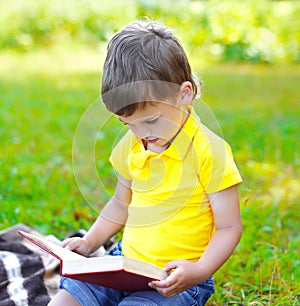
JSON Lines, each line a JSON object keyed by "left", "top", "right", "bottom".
{"left": 60, "top": 238, "right": 72, "bottom": 247}
{"left": 66, "top": 239, "right": 82, "bottom": 251}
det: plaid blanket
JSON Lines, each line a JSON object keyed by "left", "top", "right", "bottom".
{"left": 0, "top": 224, "right": 60, "bottom": 306}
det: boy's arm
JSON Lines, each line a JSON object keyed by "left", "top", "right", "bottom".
{"left": 150, "top": 184, "right": 242, "bottom": 297}
{"left": 61, "top": 174, "right": 131, "bottom": 256}
{"left": 196, "top": 184, "right": 242, "bottom": 274}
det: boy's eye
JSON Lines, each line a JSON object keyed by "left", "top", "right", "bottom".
{"left": 146, "top": 118, "right": 159, "bottom": 125}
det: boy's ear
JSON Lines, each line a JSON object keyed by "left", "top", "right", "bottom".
{"left": 179, "top": 81, "right": 194, "bottom": 105}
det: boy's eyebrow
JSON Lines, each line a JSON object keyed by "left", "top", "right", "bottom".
{"left": 118, "top": 114, "right": 159, "bottom": 124}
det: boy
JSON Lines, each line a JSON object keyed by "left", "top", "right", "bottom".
{"left": 49, "top": 20, "right": 242, "bottom": 305}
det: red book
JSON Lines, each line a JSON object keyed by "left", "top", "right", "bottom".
{"left": 18, "top": 230, "right": 168, "bottom": 291}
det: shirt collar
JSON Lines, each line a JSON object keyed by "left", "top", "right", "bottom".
{"left": 163, "top": 106, "right": 200, "bottom": 160}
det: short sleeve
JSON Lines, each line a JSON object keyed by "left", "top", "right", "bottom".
{"left": 197, "top": 128, "right": 242, "bottom": 194}
{"left": 109, "top": 131, "right": 132, "bottom": 180}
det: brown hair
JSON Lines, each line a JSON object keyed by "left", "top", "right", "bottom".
{"left": 101, "top": 20, "right": 198, "bottom": 116}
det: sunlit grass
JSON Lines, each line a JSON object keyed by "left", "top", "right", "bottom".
{"left": 0, "top": 47, "right": 299, "bottom": 305}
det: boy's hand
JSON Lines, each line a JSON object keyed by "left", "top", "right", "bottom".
{"left": 60, "top": 237, "right": 92, "bottom": 257}
{"left": 149, "top": 260, "right": 206, "bottom": 297}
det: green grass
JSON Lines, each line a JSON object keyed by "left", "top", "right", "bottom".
{"left": 0, "top": 46, "right": 299, "bottom": 305}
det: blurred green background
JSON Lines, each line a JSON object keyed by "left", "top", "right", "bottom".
{"left": 1, "top": 0, "right": 299, "bottom": 63}
{"left": 0, "top": 0, "right": 299, "bottom": 305}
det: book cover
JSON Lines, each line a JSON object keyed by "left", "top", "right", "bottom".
{"left": 18, "top": 230, "right": 168, "bottom": 291}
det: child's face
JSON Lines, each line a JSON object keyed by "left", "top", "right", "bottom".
{"left": 118, "top": 101, "right": 189, "bottom": 152}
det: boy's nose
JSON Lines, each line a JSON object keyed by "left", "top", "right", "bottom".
{"left": 134, "top": 127, "right": 150, "bottom": 139}
{"left": 139, "top": 131, "right": 151, "bottom": 140}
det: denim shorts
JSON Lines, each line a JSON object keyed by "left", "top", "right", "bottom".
{"left": 60, "top": 242, "right": 214, "bottom": 306}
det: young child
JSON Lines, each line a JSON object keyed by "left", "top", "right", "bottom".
{"left": 49, "top": 20, "right": 242, "bottom": 306}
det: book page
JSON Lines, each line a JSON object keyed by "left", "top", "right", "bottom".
{"left": 19, "top": 231, "right": 84, "bottom": 261}
{"left": 123, "top": 257, "right": 168, "bottom": 280}
{"left": 62, "top": 256, "right": 124, "bottom": 274}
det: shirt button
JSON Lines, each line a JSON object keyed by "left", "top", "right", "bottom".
{"left": 152, "top": 172, "right": 157, "bottom": 178}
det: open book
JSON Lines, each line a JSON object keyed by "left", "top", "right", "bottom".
{"left": 18, "top": 231, "right": 168, "bottom": 291}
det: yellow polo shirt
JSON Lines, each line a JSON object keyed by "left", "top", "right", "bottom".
{"left": 109, "top": 107, "right": 242, "bottom": 268}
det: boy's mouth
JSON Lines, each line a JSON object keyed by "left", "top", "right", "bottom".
{"left": 144, "top": 138, "right": 158, "bottom": 144}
